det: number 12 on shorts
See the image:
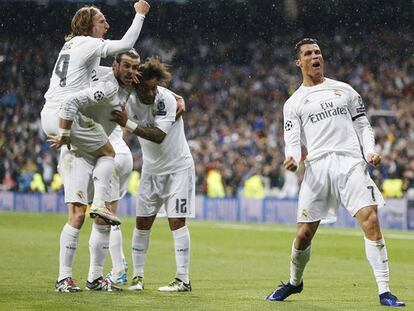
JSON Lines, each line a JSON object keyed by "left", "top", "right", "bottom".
{"left": 175, "top": 198, "right": 187, "bottom": 214}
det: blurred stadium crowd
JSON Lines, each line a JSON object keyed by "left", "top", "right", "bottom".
{"left": 0, "top": 0, "right": 413, "bottom": 198}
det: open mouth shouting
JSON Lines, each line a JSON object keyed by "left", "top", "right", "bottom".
{"left": 312, "top": 61, "right": 321, "bottom": 68}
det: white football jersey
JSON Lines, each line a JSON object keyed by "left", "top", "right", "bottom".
{"left": 92, "top": 66, "right": 131, "bottom": 155}
{"left": 284, "top": 78, "right": 368, "bottom": 162}
{"left": 127, "top": 86, "right": 194, "bottom": 175}
{"left": 44, "top": 36, "right": 110, "bottom": 108}
{"left": 61, "top": 72, "right": 121, "bottom": 136}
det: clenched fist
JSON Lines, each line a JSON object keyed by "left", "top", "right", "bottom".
{"left": 134, "top": 0, "right": 150, "bottom": 16}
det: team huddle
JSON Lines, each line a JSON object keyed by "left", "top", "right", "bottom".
{"left": 40, "top": 1, "right": 405, "bottom": 307}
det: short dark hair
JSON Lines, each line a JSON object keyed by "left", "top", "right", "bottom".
{"left": 114, "top": 48, "right": 140, "bottom": 63}
{"left": 294, "top": 38, "right": 318, "bottom": 59}
{"left": 139, "top": 56, "right": 172, "bottom": 86}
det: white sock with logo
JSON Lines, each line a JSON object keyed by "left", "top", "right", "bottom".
{"left": 289, "top": 241, "right": 311, "bottom": 286}
{"left": 173, "top": 226, "right": 190, "bottom": 284}
{"left": 364, "top": 237, "right": 390, "bottom": 295}
{"left": 87, "top": 223, "right": 111, "bottom": 283}
{"left": 109, "top": 225, "right": 126, "bottom": 274}
{"left": 58, "top": 223, "right": 80, "bottom": 281}
{"left": 131, "top": 228, "right": 150, "bottom": 278}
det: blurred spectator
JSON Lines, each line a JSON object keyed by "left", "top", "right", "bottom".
{"left": 128, "top": 170, "right": 140, "bottom": 197}
{"left": 30, "top": 172, "right": 46, "bottom": 193}
{"left": 243, "top": 173, "right": 265, "bottom": 199}
{"left": 50, "top": 173, "right": 63, "bottom": 192}
{"left": 207, "top": 168, "right": 225, "bottom": 198}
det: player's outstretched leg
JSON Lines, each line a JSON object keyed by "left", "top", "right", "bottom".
{"left": 266, "top": 281, "right": 303, "bottom": 301}
{"left": 357, "top": 207, "right": 405, "bottom": 307}
{"left": 266, "top": 240, "right": 310, "bottom": 301}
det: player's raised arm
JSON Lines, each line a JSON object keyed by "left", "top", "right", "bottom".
{"left": 105, "top": 0, "right": 150, "bottom": 56}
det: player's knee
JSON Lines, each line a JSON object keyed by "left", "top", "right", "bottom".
{"left": 363, "top": 210, "right": 382, "bottom": 240}
{"left": 296, "top": 230, "right": 314, "bottom": 247}
{"left": 169, "top": 218, "right": 186, "bottom": 231}
{"left": 68, "top": 211, "right": 86, "bottom": 228}
{"left": 136, "top": 217, "right": 153, "bottom": 230}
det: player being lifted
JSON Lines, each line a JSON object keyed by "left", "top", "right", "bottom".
{"left": 111, "top": 57, "right": 195, "bottom": 292}
{"left": 265, "top": 38, "right": 405, "bottom": 307}
{"left": 51, "top": 49, "right": 186, "bottom": 291}
{"left": 42, "top": 0, "right": 149, "bottom": 226}
{"left": 42, "top": 1, "right": 150, "bottom": 292}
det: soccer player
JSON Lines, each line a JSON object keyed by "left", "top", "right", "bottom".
{"left": 41, "top": 0, "right": 150, "bottom": 226}
{"left": 49, "top": 39, "right": 147, "bottom": 292}
{"left": 94, "top": 53, "right": 187, "bottom": 286}
{"left": 111, "top": 57, "right": 195, "bottom": 292}
{"left": 265, "top": 38, "right": 405, "bottom": 307}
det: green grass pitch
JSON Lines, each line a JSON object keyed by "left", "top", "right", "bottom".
{"left": 0, "top": 211, "right": 412, "bottom": 311}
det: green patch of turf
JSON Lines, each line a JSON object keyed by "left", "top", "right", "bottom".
{"left": 0, "top": 212, "right": 412, "bottom": 311}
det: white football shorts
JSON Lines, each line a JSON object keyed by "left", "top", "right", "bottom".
{"left": 297, "top": 153, "right": 385, "bottom": 223}
{"left": 136, "top": 165, "right": 196, "bottom": 218}
{"left": 109, "top": 152, "right": 133, "bottom": 202}
{"left": 41, "top": 106, "right": 108, "bottom": 153}
{"left": 59, "top": 148, "right": 94, "bottom": 205}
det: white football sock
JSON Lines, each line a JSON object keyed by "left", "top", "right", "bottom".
{"left": 173, "top": 226, "right": 190, "bottom": 284}
{"left": 92, "top": 156, "right": 114, "bottom": 208}
{"left": 289, "top": 241, "right": 311, "bottom": 286}
{"left": 131, "top": 228, "right": 150, "bottom": 278}
{"left": 87, "top": 223, "right": 111, "bottom": 282}
{"left": 109, "top": 225, "right": 126, "bottom": 274}
{"left": 58, "top": 223, "right": 80, "bottom": 281}
{"left": 364, "top": 237, "right": 390, "bottom": 295}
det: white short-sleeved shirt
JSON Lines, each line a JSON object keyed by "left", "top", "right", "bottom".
{"left": 127, "top": 86, "right": 194, "bottom": 175}
{"left": 284, "top": 78, "right": 366, "bottom": 162}
{"left": 44, "top": 36, "right": 111, "bottom": 108}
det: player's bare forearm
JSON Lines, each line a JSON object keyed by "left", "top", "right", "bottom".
{"left": 132, "top": 127, "right": 166, "bottom": 144}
